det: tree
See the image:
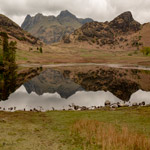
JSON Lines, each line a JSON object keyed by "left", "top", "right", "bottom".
{"left": 0, "top": 32, "right": 9, "bottom": 62}
{"left": 0, "top": 32, "right": 17, "bottom": 100}
{"left": 9, "top": 41, "right": 17, "bottom": 63}
{"left": 0, "top": 32, "right": 17, "bottom": 64}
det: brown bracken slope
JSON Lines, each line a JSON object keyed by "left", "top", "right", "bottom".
{"left": 0, "top": 14, "right": 42, "bottom": 49}
{"left": 63, "top": 11, "right": 150, "bottom": 51}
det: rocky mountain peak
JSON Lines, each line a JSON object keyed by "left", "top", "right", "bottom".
{"left": 22, "top": 13, "right": 44, "bottom": 30}
{"left": 112, "top": 11, "right": 134, "bottom": 23}
{"left": 33, "top": 13, "right": 44, "bottom": 23}
{"left": 109, "top": 11, "right": 141, "bottom": 32}
{"left": 21, "top": 10, "right": 93, "bottom": 44}
{"left": 21, "top": 14, "right": 32, "bottom": 30}
{"left": 35, "top": 13, "right": 43, "bottom": 19}
{"left": 57, "top": 10, "right": 76, "bottom": 19}
{"left": 26, "top": 14, "right": 31, "bottom": 20}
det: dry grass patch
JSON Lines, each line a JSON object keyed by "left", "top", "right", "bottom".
{"left": 72, "top": 120, "right": 150, "bottom": 150}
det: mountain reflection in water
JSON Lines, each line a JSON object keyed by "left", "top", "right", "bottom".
{"left": 23, "top": 66, "right": 150, "bottom": 101}
{"left": 0, "top": 65, "right": 150, "bottom": 111}
{"left": 0, "top": 85, "right": 122, "bottom": 111}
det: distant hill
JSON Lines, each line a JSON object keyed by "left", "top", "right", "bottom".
{"left": 62, "top": 11, "right": 150, "bottom": 51}
{"left": 0, "top": 14, "right": 40, "bottom": 45}
{"left": 21, "top": 10, "right": 93, "bottom": 44}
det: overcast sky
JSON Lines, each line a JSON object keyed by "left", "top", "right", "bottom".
{"left": 0, "top": 0, "right": 150, "bottom": 26}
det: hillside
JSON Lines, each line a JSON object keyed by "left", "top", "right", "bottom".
{"left": 21, "top": 10, "right": 93, "bottom": 44}
{"left": 0, "top": 14, "right": 41, "bottom": 46}
{"left": 0, "top": 12, "right": 149, "bottom": 66}
{"left": 63, "top": 11, "right": 147, "bottom": 51}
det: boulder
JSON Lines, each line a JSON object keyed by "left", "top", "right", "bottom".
{"left": 142, "top": 101, "right": 146, "bottom": 106}
{"left": 111, "top": 104, "right": 118, "bottom": 108}
{"left": 105, "top": 100, "right": 111, "bottom": 106}
{"left": 81, "top": 106, "right": 88, "bottom": 111}
{"left": 132, "top": 102, "right": 138, "bottom": 106}
{"left": 74, "top": 105, "right": 80, "bottom": 110}
{"left": 117, "top": 102, "right": 129, "bottom": 107}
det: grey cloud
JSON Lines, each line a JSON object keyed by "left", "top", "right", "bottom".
{"left": 0, "top": 0, "right": 150, "bottom": 26}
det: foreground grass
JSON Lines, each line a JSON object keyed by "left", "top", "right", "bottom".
{"left": 1, "top": 107, "right": 150, "bottom": 150}
{"left": 72, "top": 120, "right": 150, "bottom": 150}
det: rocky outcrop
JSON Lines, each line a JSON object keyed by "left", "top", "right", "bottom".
{"left": 21, "top": 10, "right": 93, "bottom": 44}
{"left": 109, "top": 11, "right": 141, "bottom": 33}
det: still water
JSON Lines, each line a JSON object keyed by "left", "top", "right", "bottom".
{"left": 1, "top": 64, "right": 150, "bottom": 111}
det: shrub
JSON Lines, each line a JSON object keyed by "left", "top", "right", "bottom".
{"left": 141, "top": 47, "right": 150, "bottom": 56}
{"left": 139, "top": 35, "right": 142, "bottom": 40}
{"left": 134, "top": 51, "right": 138, "bottom": 54}
{"left": 29, "top": 47, "right": 33, "bottom": 51}
{"left": 39, "top": 47, "right": 43, "bottom": 53}
{"left": 128, "top": 53, "right": 132, "bottom": 56}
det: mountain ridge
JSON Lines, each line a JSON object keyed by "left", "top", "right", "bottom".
{"left": 21, "top": 10, "right": 94, "bottom": 44}
{"left": 62, "top": 11, "right": 146, "bottom": 51}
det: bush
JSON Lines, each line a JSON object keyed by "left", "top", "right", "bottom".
{"left": 29, "top": 47, "right": 33, "bottom": 51}
{"left": 141, "top": 47, "right": 150, "bottom": 56}
{"left": 134, "top": 51, "right": 138, "bottom": 54}
{"left": 128, "top": 53, "right": 132, "bottom": 56}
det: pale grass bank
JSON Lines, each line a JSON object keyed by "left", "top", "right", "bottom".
{"left": 72, "top": 120, "right": 150, "bottom": 150}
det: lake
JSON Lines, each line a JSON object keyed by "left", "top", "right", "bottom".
{"left": 1, "top": 64, "right": 150, "bottom": 111}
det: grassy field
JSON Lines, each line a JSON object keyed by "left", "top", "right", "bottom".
{"left": 15, "top": 44, "right": 150, "bottom": 66}
{"left": 1, "top": 107, "right": 150, "bottom": 150}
